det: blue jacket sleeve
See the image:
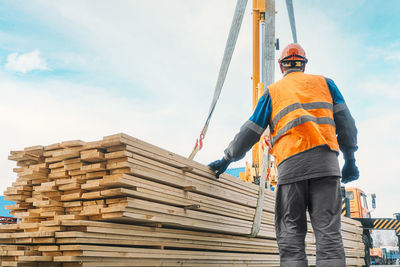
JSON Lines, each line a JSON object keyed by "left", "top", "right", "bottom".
{"left": 224, "top": 90, "right": 272, "bottom": 162}
{"left": 326, "top": 78, "right": 358, "bottom": 160}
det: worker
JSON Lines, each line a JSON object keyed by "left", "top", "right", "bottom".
{"left": 209, "top": 43, "right": 359, "bottom": 267}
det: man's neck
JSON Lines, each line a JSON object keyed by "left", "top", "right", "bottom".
{"left": 284, "top": 68, "right": 303, "bottom": 77}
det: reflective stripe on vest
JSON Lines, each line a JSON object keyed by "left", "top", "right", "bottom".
{"left": 268, "top": 72, "right": 339, "bottom": 166}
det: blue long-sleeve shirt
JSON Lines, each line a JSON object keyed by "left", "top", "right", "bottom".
{"left": 224, "top": 71, "right": 358, "bottom": 184}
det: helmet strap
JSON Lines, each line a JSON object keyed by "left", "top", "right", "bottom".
{"left": 281, "top": 60, "right": 306, "bottom": 68}
{"left": 280, "top": 55, "right": 308, "bottom": 63}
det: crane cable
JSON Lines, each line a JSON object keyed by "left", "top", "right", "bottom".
{"left": 285, "top": 0, "right": 298, "bottom": 43}
{"left": 188, "top": 0, "right": 248, "bottom": 160}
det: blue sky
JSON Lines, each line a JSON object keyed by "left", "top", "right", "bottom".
{"left": 0, "top": 1, "right": 399, "bottom": 220}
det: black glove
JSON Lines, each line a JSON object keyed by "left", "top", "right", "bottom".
{"left": 208, "top": 157, "right": 231, "bottom": 178}
{"left": 341, "top": 159, "right": 359, "bottom": 184}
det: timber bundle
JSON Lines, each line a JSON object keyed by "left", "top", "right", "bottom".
{"left": 0, "top": 133, "right": 365, "bottom": 266}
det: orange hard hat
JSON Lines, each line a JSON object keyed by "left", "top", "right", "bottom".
{"left": 278, "top": 43, "right": 308, "bottom": 65}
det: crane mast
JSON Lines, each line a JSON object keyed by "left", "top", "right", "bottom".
{"left": 251, "top": 0, "right": 275, "bottom": 173}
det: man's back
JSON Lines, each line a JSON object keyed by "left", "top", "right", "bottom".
{"left": 268, "top": 71, "right": 339, "bottom": 167}
{"left": 269, "top": 72, "right": 330, "bottom": 105}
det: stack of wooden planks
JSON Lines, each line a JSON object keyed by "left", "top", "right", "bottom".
{"left": 0, "top": 133, "right": 365, "bottom": 266}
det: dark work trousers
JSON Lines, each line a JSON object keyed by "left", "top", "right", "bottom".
{"left": 275, "top": 177, "right": 345, "bottom": 267}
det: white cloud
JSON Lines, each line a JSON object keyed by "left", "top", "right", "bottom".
{"left": 5, "top": 50, "right": 48, "bottom": 73}
{"left": 365, "top": 42, "right": 400, "bottom": 64}
{"left": 385, "top": 52, "right": 400, "bottom": 62}
{"left": 357, "top": 75, "right": 400, "bottom": 101}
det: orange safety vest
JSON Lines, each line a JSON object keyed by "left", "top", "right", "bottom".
{"left": 268, "top": 71, "right": 339, "bottom": 166}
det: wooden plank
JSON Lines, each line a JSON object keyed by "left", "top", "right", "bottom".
{"left": 60, "top": 140, "right": 86, "bottom": 148}
{"left": 81, "top": 150, "right": 105, "bottom": 163}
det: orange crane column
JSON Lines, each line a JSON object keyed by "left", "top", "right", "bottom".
{"left": 252, "top": 0, "right": 265, "bottom": 170}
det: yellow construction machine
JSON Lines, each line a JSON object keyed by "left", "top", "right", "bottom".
{"left": 341, "top": 187, "right": 400, "bottom": 266}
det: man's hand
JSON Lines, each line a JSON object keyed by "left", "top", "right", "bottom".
{"left": 341, "top": 159, "right": 359, "bottom": 184}
{"left": 208, "top": 157, "right": 231, "bottom": 178}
